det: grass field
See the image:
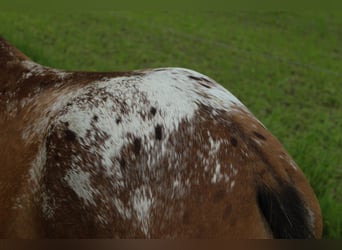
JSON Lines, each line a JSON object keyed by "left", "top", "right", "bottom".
{"left": 0, "top": 12, "right": 341, "bottom": 239}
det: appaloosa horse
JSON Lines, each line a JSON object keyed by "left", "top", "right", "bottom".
{"left": 0, "top": 37, "right": 322, "bottom": 238}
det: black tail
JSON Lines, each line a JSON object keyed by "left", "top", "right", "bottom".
{"left": 257, "top": 183, "right": 314, "bottom": 239}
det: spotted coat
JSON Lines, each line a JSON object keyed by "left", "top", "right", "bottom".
{"left": 0, "top": 37, "right": 322, "bottom": 238}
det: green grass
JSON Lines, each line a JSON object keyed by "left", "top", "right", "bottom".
{"left": 0, "top": 12, "right": 341, "bottom": 239}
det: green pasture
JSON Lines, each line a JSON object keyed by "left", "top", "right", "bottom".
{"left": 0, "top": 12, "right": 340, "bottom": 238}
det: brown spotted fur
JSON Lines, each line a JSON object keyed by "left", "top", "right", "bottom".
{"left": 0, "top": 37, "right": 322, "bottom": 238}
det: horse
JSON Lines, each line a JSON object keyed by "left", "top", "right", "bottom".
{"left": 0, "top": 36, "right": 322, "bottom": 238}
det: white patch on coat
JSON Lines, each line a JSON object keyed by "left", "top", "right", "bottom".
{"left": 131, "top": 186, "right": 154, "bottom": 236}
{"left": 21, "top": 60, "right": 46, "bottom": 76}
{"left": 113, "top": 198, "right": 132, "bottom": 220}
{"left": 52, "top": 68, "right": 245, "bottom": 175}
{"left": 230, "top": 180, "right": 236, "bottom": 189}
{"left": 279, "top": 154, "right": 298, "bottom": 171}
{"left": 21, "top": 60, "right": 71, "bottom": 80}
{"left": 63, "top": 168, "right": 98, "bottom": 206}
{"left": 211, "top": 162, "right": 223, "bottom": 184}
{"left": 25, "top": 67, "right": 248, "bottom": 226}
{"left": 288, "top": 158, "right": 298, "bottom": 170}
{"left": 28, "top": 142, "right": 47, "bottom": 193}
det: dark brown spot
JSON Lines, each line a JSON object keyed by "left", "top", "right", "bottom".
{"left": 188, "top": 75, "right": 211, "bottom": 83}
{"left": 133, "top": 137, "right": 141, "bottom": 155}
{"left": 213, "top": 189, "right": 226, "bottom": 203}
{"left": 119, "top": 158, "right": 126, "bottom": 169}
{"left": 182, "top": 211, "right": 190, "bottom": 225}
{"left": 93, "top": 115, "right": 98, "bottom": 122}
{"left": 231, "top": 137, "right": 238, "bottom": 147}
{"left": 116, "top": 117, "right": 122, "bottom": 124}
{"left": 150, "top": 107, "right": 157, "bottom": 116}
{"left": 155, "top": 124, "right": 162, "bottom": 140}
{"left": 222, "top": 204, "right": 233, "bottom": 220}
{"left": 253, "top": 131, "right": 266, "bottom": 141}
{"left": 65, "top": 122, "right": 69, "bottom": 127}
{"left": 188, "top": 75, "right": 212, "bottom": 88}
{"left": 65, "top": 129, "right": 76, "bottom": 141}
{"left": 66, "top": 102, "right": 72, "bottom": 106}
{"left": 229, "top": 216, "right": 237, "bottom": 227}
{"left": 153, "top": 68, "right": 167, "bottom": 72}
{"left": 188, "top": 75, "right": 211, "bottom": 88}
{"left": 199, "top": 83, "right": 211, "bottom": 88}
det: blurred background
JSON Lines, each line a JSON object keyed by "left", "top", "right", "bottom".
{"left": 0, "top": 12, "right": 340, "bottom": 239}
